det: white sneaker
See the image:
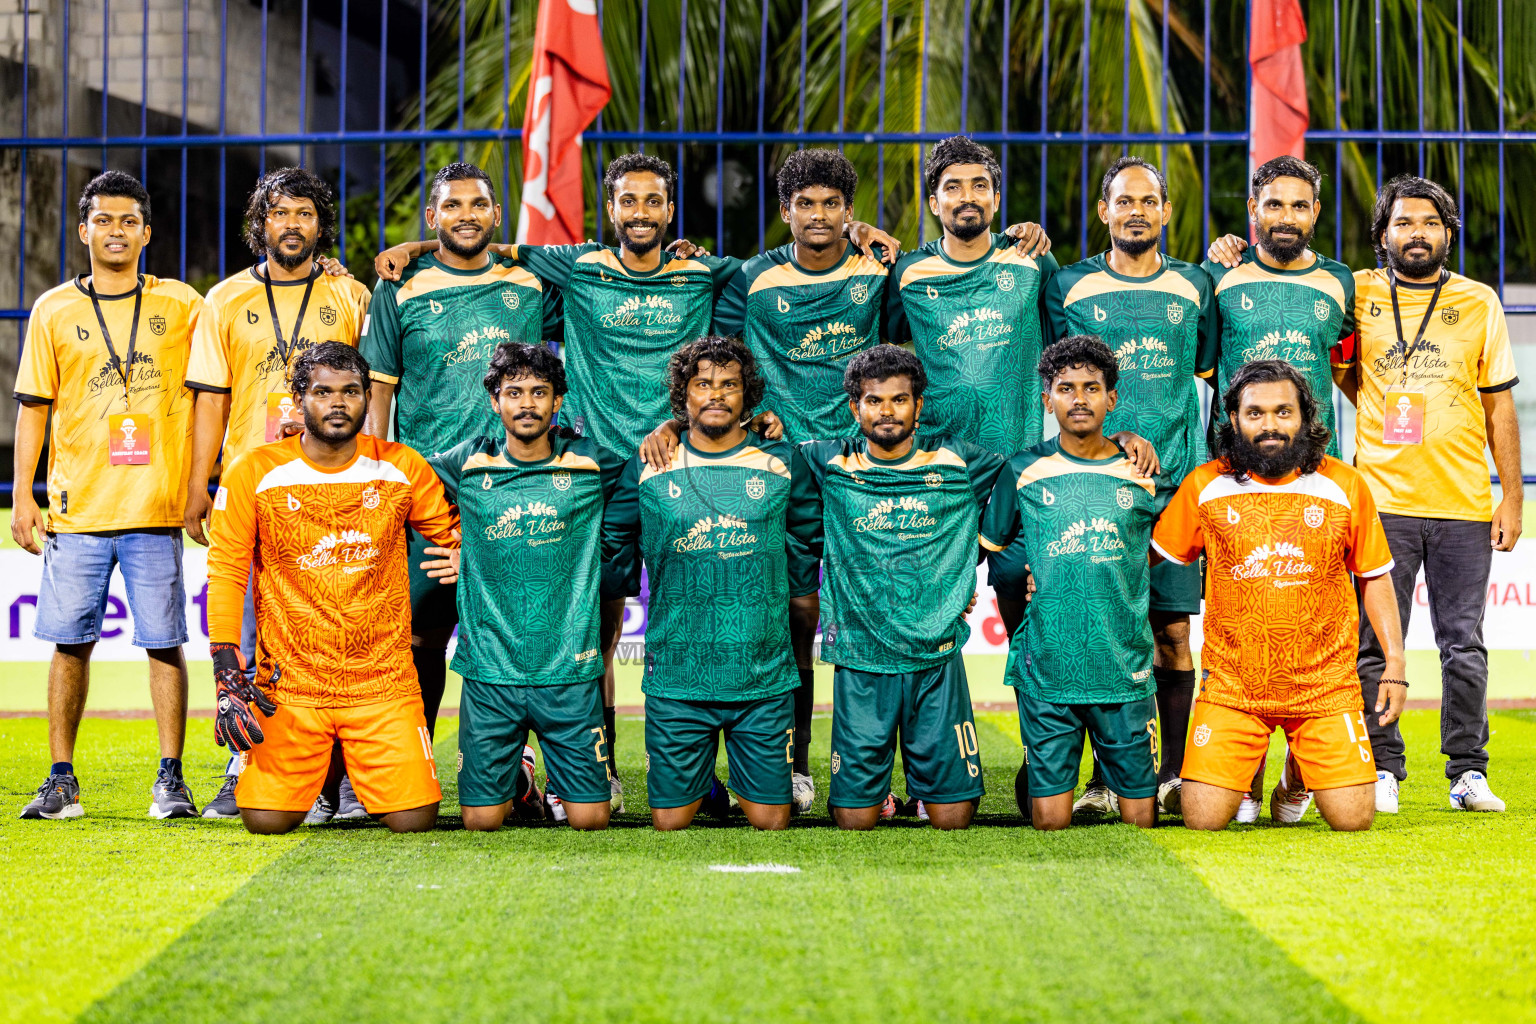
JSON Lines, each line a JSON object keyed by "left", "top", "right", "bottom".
{"left": 1156, "top": 778, "right": 1182, "bottom": 815}
{"left": 1449, "top": 770, "right": 1506, "bottom": 812}
{"left": 303, "top": 793, "right": 336, "bottom": 825}
{"left": 915, "top": 800, "right": 930, "bottom": 822}
{"left": 1235, "top": 793, "right": 1261, "bottom": 824}
{"left": 1072, "top": 784, "right": 1118, "bottom": 817}
{"left": 609, "top": 776, "right": 624, "bottom": 814}
{"left": 790, "top": 772, "right": 815, "bottom": 816}
{"left": 1269, "top": 756, "right": 1313, "bottom": 824}
{"left": 1374, "top": 770, "right": 1400, "bottom": 813}
{"left": 544, "top": 790, "right": 568, "bottom": 824}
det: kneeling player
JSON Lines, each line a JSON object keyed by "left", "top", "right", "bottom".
{"left": 605, "top": 337, "right": 823, "bottom": 830}
{"left": 801, "top": 347, "right": 998, "bottom": 829}
{"left": 1151, "top": 360, "right": 1406, "bottom": 832}
{"left": 427, "top": 342, "right": 624, "bottom": 830}
{"left": 206, "top": 343, "right": 458, "bottom": 834}
{"left": 981, "top": 337, "right": 1164, "bottom": 830}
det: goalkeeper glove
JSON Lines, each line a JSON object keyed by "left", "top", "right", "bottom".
{"left": 212, "top": 642, "right": 276, "bottom": 751}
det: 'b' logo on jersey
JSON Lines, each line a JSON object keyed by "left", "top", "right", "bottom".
{"left": 429, "top": 299, "right": 444, "bottom": 315}
{"left": 481, "top": 474, "right": 493, "bottom": 490}
{"left": 1226, "top": 504, "right": 1240, "bottom": 524}
{"left": 1041, "top": 486, "right": 1055, "bottom": 506}
{"left": 1166, "top": 303, "right": 1184, "bottom": 325}
{"left": 1093, "top": 304, "right": 1107, "bottom": 323}
{"left": 246, "top": 309, "right": 260, "bottom": 325}
{"left": 287, "top": 493, "right": 301, "bottom": 512}
{"left": 667, "top": 480, "right": 682, "bottom": 499}
{"left": 778, "top": 296, "right": 791, "bottom": 313}
{"left": 927, "top": 285, "right": 939, "bottom": 300}
{"left": 1240, "top": 293, "right": 1254, "bottom": 311}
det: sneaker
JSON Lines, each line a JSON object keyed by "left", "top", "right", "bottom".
{"left": 1269, "top": 755, "right": 1313, "bottom": 824}
{"left": 1156, "top": 778, "right": 1182, "bottom": 815}
{"left": 879, "top": 792, "right": 897, "bottom": 819}
{"left": 19, "top": 772, "right": 83, "bottom": 820}
{"left": 1235, "top": 793, "right": 1261, "bottom": 824}
{"left": 609, "top": 776, "right": 625, "bottom": 815}
{"left": 1073, "top": 783, "right": 1118, "bottom": 817}
{"left": 512, "top": 746, "right": 545, "bottom": 820}
{"left": 1374, "top": 770, "right": 1400, "bottom": 814}
{"left": 335, "top": 774, "right": 368, "bottom": 821}
{"left": 1449, "top": 770, "right": 1505, "bottom": 812}
{"left": 149, "top": 768, "right": 198, "bottom": 819}
{"left": 896, "top": 796, "right": 922, "bottom": 817}
{"left": 201, "top": 775, "right": 241, "bottom": 819}
{"left": 303, "top": 793, "right": 337, "bottom": 825}
{"left": 1014, "top": 763, "right": 1030, "bottom": 818}
{"left": 701, "top": 776, "right": 732, "bottom": 821}
{"left": 545, "top": 790, "right": 568, "bottom": 824}
{"left": 791, "top": 772, "right": 815, "bottom": 816}
{"left": 915, "top": 800, "right": 930, "bottom": 822}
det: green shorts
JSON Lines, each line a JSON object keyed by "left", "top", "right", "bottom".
{"left": 1016, "top": 688, "right": 1158, "bottom": 800}
{"left": 1150, "top": 557, "right": 1202, "bottom": 615}
{"left": 643, "top": 692, "right": 793, "bottom": 808}
{"left": 407, "top": 526, "right": 459, "bottom": 632}
{"left": 829, "top": 654, "right": 984, "bottom": 809}
{"left": 457, "top": 676, "right": 612, "bottom": 806}
{"left": 987, "top": 540, "right": 1033, "bottom": 602}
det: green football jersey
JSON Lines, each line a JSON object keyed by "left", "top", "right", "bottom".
{"left": 979, "top": 438, "right": 1167, "bottom": 704}
{"left": 1044, "top": 252, "right": 1215, "bottom": 484}
{"left": 510, "top": 243, "right": 738, "bottom": 457}
{"left": 1199, "top": 249, "right": 1355, "bottom": 456}
{"left": 886, "top": 235, "right": 1058, "bottom": 456}
{"left": 801, "top": 433, "right": 1004, "bottom": 673}
{"left": 604, "top": 434, "right": 823, "bottom": 702}
{"left": 428, "top": 433, "right": 625, "bottom": 687}
{"left": 712, "top": 242, "right": 889, "bottom": 444}
{"left": 360, "top": 252, "right": 555, "bottom": 456}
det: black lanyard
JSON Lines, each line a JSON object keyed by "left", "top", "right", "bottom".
{"left": 262, "top": 264, "right": 318, "bottom": 370}
{"left": 86, "top": 275, "right": 144, "bottom": 408}
{"left": 1388, "top": 268, "right": 1447, "bottom": 388}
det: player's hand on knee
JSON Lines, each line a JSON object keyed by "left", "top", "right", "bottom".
{"left": 1206, "top": 233, "right": 1248, "bottom": 268}
{"left": 748, "top": 409, "right": 784, "bottom": 440}
{"left": 212, "top": 643, "right": 275, "bottom": 751}
{"left": 1110, "top": 431, "right": 1160, "bottom": 477}
{"left": 1003, "top": 221, "right": 1052, "bottom": 257}
{"left": 639, "top": 419, "right": 684, "bottom": 468}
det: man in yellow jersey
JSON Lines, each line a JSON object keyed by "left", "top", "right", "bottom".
{"left": 1340, "top": 175, "right": 1522, "bottom": 814}
{"left": 182, "top": 167, "right": 370, "bottom": 820}
{"left": 12, "top": 172, "right": 204, "bottom": 820}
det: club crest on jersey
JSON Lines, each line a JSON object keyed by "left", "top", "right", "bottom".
{"left": 850, "top": 281, "right": 870, "bottom": 305}
{"left": 1304, "top": 504, "right": 1324, "bottom": 528}
{"left": 552, "top": 470, "right": 572, "bottom": 492}
{"left": 924, "top": 472, "right": 943, "bottom": 488}
{"left": 1314, "top": 298, "right": 1331, "bottom": 321}
{"left": 1116, "top": 487, "right": 1133, "bottom": 509}
{"left": 745, "top": 476, "right": 766, "bottom": 500}
{"left": 1240, "top": 293, "right": 1254, "bottom": 311}
{"left": 501, "top": 289, "right": 520, "bottom": 311}
{"left": 671, "top": 273, "right": 689, "bottom": 288}
{"left": 481, "top": 474, "right": 493, "bottom": 490}
{"left": 148, "top": 315, "right": 166, "bottom": 336}
{"left": 997, "top": 270, "right": 1015, "bottom": 292}
{"left": 1192, "top": 723, "right": 1211, "bottom": 747}
{"left": 319, "top": 305, "right": 337, "bottom": 326}
{"left": 1441, "top": 306, "right": 1459, "bottom": 325}
{"left": 361, "top": 486, "right": 380, "bottom": 510}
{"left": 831, "top": 752, "right": 841, "bottom": 774}
{"left": 1166, "top": 303, "right": 1184, "bottom": 325}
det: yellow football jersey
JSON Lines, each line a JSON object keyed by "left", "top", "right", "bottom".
{"left": 15, "top": 275, "right": 201, "bottom": 533}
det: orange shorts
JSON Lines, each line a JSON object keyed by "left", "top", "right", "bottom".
{"left": 235, "top": 695, "right": 442, "bottom": 814}
{"left": 1181, "top": 700, "right": 1377, "bottom": 792}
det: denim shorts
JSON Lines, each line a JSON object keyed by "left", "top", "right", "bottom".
{"left": 33, "top": 529, "right": 188, "bottom": 648}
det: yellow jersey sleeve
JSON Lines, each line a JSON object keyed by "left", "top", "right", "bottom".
{"left": 1477, "top": 293, "right": 1518, "bottom": 392}
{"left": 15, "top": 309, "right": 59, "bottom": 402}
{"left": 186, "top": 294, "right": 234, "bottom": 392}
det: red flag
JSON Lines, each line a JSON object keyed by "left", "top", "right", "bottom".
{"left": 1248, "top": 0, "right": 1309, "bottom": 170}
{"left": 518, "top": 0, "right": 611, "bottom": 244}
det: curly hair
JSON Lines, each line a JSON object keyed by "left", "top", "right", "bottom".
{"left": 78, "top": 170, "right": 151, "bottom": 225}
{"left": 923, "top": 135, "right": 1001, "bottom": 197}
{"left": 1216, "top": 359, "right": 1331, "bottom": 482}
{"left": 1370, "top": 174, "right": 1460, "bottom": 264}
{"left": 242, "top": 167, "right": 337, "bottom": 258}
{"left": 844, "top": 344, "right": 927, "bottom": 402}
{"left": 666, "top": 336, "right": 764, "bottom": 423}
{"left": 1037, "top": 335, "right": 1118, "bottom": 392}
{"left": 429, "top": 162, "right": 497, "bottom": 207}
{"left": 1100, "top": 155, "right": 1167, "bottom": 204}
{"left": 776, "top": 148, "right": 858, "bottom": 208}
{"left": 289, "top": 341, "right": 371, "bottom": 396}
{"left": 1251, "top": 155, "right": 1322, "bottom": 201}
{"left": 603, "top": 152, "right": 676, "bottom": 204}
{"left": 482, "top": 341, "right": 567, "bottom": 398}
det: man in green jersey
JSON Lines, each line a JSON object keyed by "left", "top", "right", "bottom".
{"left": 980, "top": 336, "right": 1164, "bottom": 830}
{"left": 802, "top": 346, "right": 1003, "bottom": 830}
{"left": 360, "top": 162, "right": 558, "bottom": 737}
{"left": 1043, "top": 156, "right": 1213, "bottom": 817}
{"left": 604, "top": 336, "right": 823, "bottom": 830}
{"left": 427, "top": 342, "right": 623, "bottom": 830}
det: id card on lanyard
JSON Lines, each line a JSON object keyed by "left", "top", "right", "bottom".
{"left": 1382, "top": 270, "right": 1446, "bottom": 446}
{"left": 88, "top": 277, "right": 154, "bottom": 465}
{"left": 262, "top": 266, "right": 317, "bottom": 441}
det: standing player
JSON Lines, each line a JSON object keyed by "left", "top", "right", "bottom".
{"left": 1043, "top": 156, "right": 1214, "bottom": 816}
{"left": 604, "top": 337, "right": 823, "bottom": 830}
{"left": 980, "top": 336, "right": 1165, "bottom": 830}
{"left": 1153, "top": 360, "right": 1405, "bottom": 831}
{"left": 427, "top": 342, "right": 625, "bottom": 830}
{"left": 14, "top": 172, "right": 203, "bottom": 820}
{"left": 359, "top": 162, "right": 556, "bottom": 746}
{"left": 800, "top": 346, "right": 1000, "bottom": 830}
{"left": 206, "top": 343, "right": 458, "bottom": 834}
{"left": 184, "top": 167, "right": 370, "bottom": 820}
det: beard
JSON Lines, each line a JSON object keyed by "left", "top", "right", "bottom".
{"left": 1112, "top": 229, "right": 1158, "bottom": 258}
{"left": 302, "top": 407, "right": 363, "bottom": 445}
{"left": 1386, "top": 237, "right": 1448, "bottom": 279}
{"left": 619, "top": 220, "right": 662, "bottom": 257}
{"left": 507, "top": 414, "right": 549, "bottom": 441}
{"left": 268, "top": 232, "right": 317, "bottom": 271}
{"left": 1227, "top": 429, "right": 1306, "bottom": 479}
{"left": 944, "top": 204, "right": 989, "bottom": 242}
{"left": 862, "top": 418, "right": 915, "bottom": 448}
{"left": 1258, "top": 222, "right": 1313, "bottom": 264}
{"left": 437, "top": 223, "right": 492, "bottom": 261}
{"left": 695, "top": 417, "right": 736, "bottom": 440}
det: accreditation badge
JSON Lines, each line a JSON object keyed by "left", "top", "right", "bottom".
{"left": 107, "top": 412, "right": 153, "bottom": 465}
{"left": 1382, "top": 390, "right": 1425, "bottom": 445}
{"left": 266, "top": 392, "right": 302, "bottom": 442}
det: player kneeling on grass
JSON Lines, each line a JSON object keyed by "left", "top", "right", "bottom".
{"left": 425, "top": 342, "right": 624, "bottom": 831}
{"left": 606, "top": 336, "right": 823, "bottom": 830}
{"left": 1151, "top": 360, "right": 1406, "bottom": 831}
{"left": 800, "top": 346, "right": 999, "bottom": 829}
{"left": 980, "top": 336, "right": 1165, "bottom": 830}
{"left": 206, "top": 342, "right": 460, "bottom": 835}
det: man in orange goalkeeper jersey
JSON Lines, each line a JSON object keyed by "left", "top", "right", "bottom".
{"left": 206, "top": 342, "right": 459, "bottom": 834}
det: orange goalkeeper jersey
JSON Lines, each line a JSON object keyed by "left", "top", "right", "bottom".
{"left": 1151, "top": 457, "right": 1394, "bottom": 718}
{"left": 206, "top": 433, "right": 459, "bottom": 707}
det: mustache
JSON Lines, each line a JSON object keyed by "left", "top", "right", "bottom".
{"left": 1253, "top": 431, "right": 1289, "bottom": 444}
{"left": 954, "top": 204, "right": 984, "bottom": 217}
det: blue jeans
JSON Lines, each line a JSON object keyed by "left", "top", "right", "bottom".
{"left": 33, "top": 529, "right": 188, "bottom": 648}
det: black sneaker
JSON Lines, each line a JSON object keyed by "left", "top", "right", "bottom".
{"left": 149, "top": 768, "right": 198, "bottom": 819}
{"left": 201, "top": 775, "right": 240, "bottom": 819}
{"left": 701, "top": 776, "right": 732, "bottom": 821}
{"left": 20, "top": 772, "right": 83, "bottom": 820}
{"left": 335, "top": 774, "right": 368, "bottom": 821}
{"left": 303, "top": 792, "right": 337, "bottom": 825}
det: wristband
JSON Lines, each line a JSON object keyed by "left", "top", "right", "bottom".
{"left": 1378, "top": 677, "right": 1409, "bottom": 688}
